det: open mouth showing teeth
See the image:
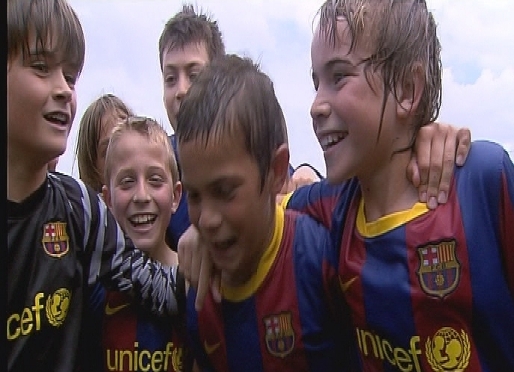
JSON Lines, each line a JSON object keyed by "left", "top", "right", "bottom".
{"left": 129, "top": 214, "right": 157, "bottom": 226}
{"left": 44, "top": 112, "right": 68, "bottom": 125}
{"left": 320, "top": 133, "right": 346, "bottom": 150}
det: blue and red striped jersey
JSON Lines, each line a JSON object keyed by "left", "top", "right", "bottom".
{"left": 187, "top": 208, "right": 350, "bottom": 372}
{"left": 99, "top": 290, "right": 192, "bottom": 372}
{"left": 286, "top": 140, "right": 514, "bottom": 372}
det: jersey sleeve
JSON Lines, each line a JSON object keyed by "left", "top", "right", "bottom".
{"left": 283, "top": 178, "right": 357, "bottom": 230}
{"left": 282, "top": 180, "right": 336, "bottom": 228}
{"left": 498, "top": 147, "right": 514, "bottom": 292}
{"left": 66, "top": 178, "right": 185, "bottom": 315}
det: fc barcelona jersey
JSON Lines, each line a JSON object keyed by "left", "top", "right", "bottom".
{"left": 187, "top": 207, "right": 348, "bottom": 372}
{"left": 7, "top": 173, "right": 183, "bottom": 372}
{"left": 286, "top": 140, "right": 514, "bottom": 372}
{"left": 100, "top": 290, "right": 192, "bottom": 372}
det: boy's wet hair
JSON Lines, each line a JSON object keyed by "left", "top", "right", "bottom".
{"left": 76, "top": 94, "right": 135, "bottom": 193}
{"left": 104, "top": 116, "right": 180, "bottom": 187}
{"left": 8, "top": 0, "right": 85, "bottom": 75}
{"left": 318, "top": 0, "right": 442, "bottom": 144}
{"left": 176, "top": 54, "right": 288, "bottom": 189}
{"left": 158, "top": 3, "right": 225, "bottom": 70}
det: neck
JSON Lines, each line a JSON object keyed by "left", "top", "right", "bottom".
{"left": 8, "top": 150, "right": 49, "bottom": 202}
{"left": 222, "top": 200, "right": 277, "bottom": 288}
{"left": 358, "top": 150, "right": 419, "bottom": 222}
{"left": 148, "top": 241, "right": 179, "bottom": 266}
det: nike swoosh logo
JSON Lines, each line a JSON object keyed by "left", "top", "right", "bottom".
{"left": 204, "top": 340, "right": 221, "bottom": 355}
{"left": 105, "top": 302, "right": 130, "bottom": 315}
{"left": 340, "top": 276, "right": 357, "bottom": 293}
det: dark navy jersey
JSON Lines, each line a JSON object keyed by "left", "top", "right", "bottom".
{"left": 7, "top": 173, "right": 184, "bottom": 372}
{"left": 286, "top": 140, "right": 514, "bottom": 372}
{"left": 187, "top": 208, "right": 349, "bottom": 372}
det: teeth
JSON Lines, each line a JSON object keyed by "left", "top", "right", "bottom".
{"left": 129, "top": 214, "right": 156, "bottom": 224}
{"left": 321, "top": 133, "right": 344, "bottom": 148}
{"left": 46, "top": 113, "right": 67, "bottom": 123}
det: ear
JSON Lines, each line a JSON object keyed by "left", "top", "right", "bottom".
{"left": 397, "top": 63, "right": 425, "bottom": 120}
{"left": 269, "top": 144, "right": 290, "bottom": 195}
{"left": 101, "top": 184, "right": 112, "bottom": 209}
{"left": 171, "top": 181, "right": 183, "bottom": 213}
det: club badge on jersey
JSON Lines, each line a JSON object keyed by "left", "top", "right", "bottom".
{"left": 42, "top": 221, "right": 69, "bottom": 257}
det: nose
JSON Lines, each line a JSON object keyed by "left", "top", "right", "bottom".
{"left": 132, "top": 180, "right": 151, "bottom": 203}
{"left": 310, "top": 92, "right": 331, "bottom": 123}
{"left": 175, "top": 73, "right": 191, "bottom": 101}
{"left": 197, "top": 202, "right": 222, "bottom": 234}
{"left": 52, "top": 70, "right": 73, "bottom": 103}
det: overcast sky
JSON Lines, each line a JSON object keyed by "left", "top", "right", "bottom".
{"left": 58, "top": 0, "right": 514, "bottom": 176}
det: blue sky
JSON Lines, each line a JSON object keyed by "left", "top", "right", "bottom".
{"left": 58, "top": 0, "right": 514, "bottom": 176}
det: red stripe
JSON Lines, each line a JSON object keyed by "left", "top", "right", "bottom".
{"left": 406, "top": 180, "right": 481, "bottom": 370}
{"left": 255, "top": 213, "right": 309, "bottom": 370}
{"left": 500, "top": 173, "right": 514, "bottom": 292}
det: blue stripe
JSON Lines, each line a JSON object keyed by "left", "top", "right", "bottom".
{"left": 363, "top": 226, "right": 417, "bottom": 345}
{"left": 223, "top": 297, "right": 263, "bottom": 371}
{"left": 455, "top": 141, "right": 514, "bottom": 370}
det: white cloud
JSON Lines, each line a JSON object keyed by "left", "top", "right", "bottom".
{"left": 59, "top": 0, "right": 514, "bottom": 176}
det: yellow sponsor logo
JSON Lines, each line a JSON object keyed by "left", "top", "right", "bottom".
{"left": 204, "top": 340, "right": 221, "bottom": 355}
{"left": 426, "top": 327, "right": 471, "bottom": 371}
{"left": 105, "top": 302, "right": 130, "bottom": 316}
{"left": 356, "top": 326, "right": 471, "bottom": 372}
{"left": 340, "top": 276, "right": 358, "bottom": 292}
{"left": 106, "top": 342, "right": 183, "bottom": 371}
{"left": 7, "top": 288, "right": 71, "bottom": 340}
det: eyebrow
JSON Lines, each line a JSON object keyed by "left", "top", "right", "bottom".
{"left": 325, "top": 57, "right": 355, "bottom": 70}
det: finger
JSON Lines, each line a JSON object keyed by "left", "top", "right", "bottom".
{"left": 425, "top": 127, "right": 446, "bottom": 209}
{"left": 189, "top": 236, "right": 202, "bottom": 291}
{"left": 195, "top": 247, "right": 213, "bottom": 311}
{"left": 455, "top": 128, "right": 471, "bottom": 166}
{"left": 436, "top": 130, "right": 458, "bottom": 205}
{"left": 413, "top": 126, "right": 433, "bottom": 193}
{"left": 406, "top": 154, "right": 421, "bottom": 188}
{"left": 177, "top": 234, "right": 192, "bottom": 282}
{"left": 211, "top": 272, "right": 222, "bottom": 303}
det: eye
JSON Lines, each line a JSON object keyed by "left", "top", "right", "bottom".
{"left": 189, "top": 71, "right": 201, "bottom": 82}
{"left": 212, "top": 183, "right": 236, "bottom": 201}
{"left": 119, "top": 177, "right": 135, "bottom": 189}
{"left": 164, "top": 74, "right": 176, "bottom": 86}
{"left": 333, "top": 72, "right": 346, "bottom": 85}
{"left": 64, "top": 73, "right": 78, "bottom": 87}
{"left": 149, "top": 174, "right": 165, "bottom": 186}
{"left": 31, "top": 60, "right": 49, "bottom": 73}
{"left": 187, "top": 191, "right": 200, "bottom": 205}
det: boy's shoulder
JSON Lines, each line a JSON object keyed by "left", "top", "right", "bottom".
{"left": 456, "top": 140, "right": 509, "bottom": 179}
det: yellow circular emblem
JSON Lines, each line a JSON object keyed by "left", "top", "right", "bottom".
{"left": 46, "top": 288, "right": 71, "bottom": 327}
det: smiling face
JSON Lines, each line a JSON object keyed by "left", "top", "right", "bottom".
{"left": 162, "top": 42, "right": 210, "bottom": 131}
{"left": 310, "top": 20, "right": 400, "bottom": 184}
{"left": 7, "top": 30, "right": 78, "bottom": 166}
{"left": 179, "top": 131, "right": 281, "bottom": 287}
{"left": 103, "top": 130, "right": 181, "bottom": 254}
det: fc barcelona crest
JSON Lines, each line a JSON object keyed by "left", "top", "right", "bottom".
{"left": 417, "top": 240, "right": 460, "bottom": 299}
{"left": 42, "top": 222, "right": 69, "bottom": 257}
{"left": 263, "top": 312, "right": 295, "bottom": 358}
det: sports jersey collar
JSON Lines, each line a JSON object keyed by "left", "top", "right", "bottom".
{"left": 356, "top": 198, "right": 429, "bottom": 238}
{"left": 222, "top": 206, "right": 284, "bottom": 301}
